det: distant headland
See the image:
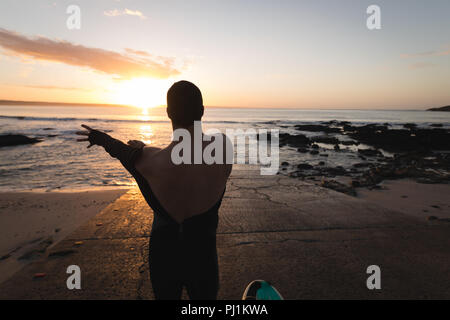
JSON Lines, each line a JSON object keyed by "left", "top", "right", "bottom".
{"left": 428, "top": 106, "right": 450, "bottom": 112}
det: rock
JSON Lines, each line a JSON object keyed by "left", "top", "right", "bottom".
{"left": 297, "top": 163, "right": 314, "bottom": 170}
{"left": 346, "top": 124, "right": 450, "bottom": 152}
{"left": 281, "top": 161, "right": 289, "bottom": 166}
{"left": 403, "top": 123, "right": 417, "bottom": 130}
{"left": 341, "top": 140, "right": 358, "bottom": 146}
{"left": 334, "top": 144, "right": 340, "bottom": 151}
{"left": 282, "top": 120, "right": 450, "bottom": 190}
{"left": 430, "top": 123, "right": 443, "bottom": 128}
{"left": 321, "top": 166, "right": 347, "bottom": 176}
{"left": 279, "top": 133, "right": 311, "bottom": 148}
{"left": 0, "top": 134, "right": 42, "bottom": 147}
{"left": 353, "top": 150, "right": 450, "bottom": 188}
{"left": 321, "top": 120, "right": 338, "bottom": 125}
{"left": 311, "top": 136, "right": 340, "bottom": 145}
{"left": 319, "top": 154, "right": 329, "bottom": 157}
{"left": 358, "top": 149, "right": 382, "bottom": 157}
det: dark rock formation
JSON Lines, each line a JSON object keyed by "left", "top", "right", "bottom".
{"left": 279, "top": 133, "right": 311, "bottom": 148}
{"left": 297, "top": 163, "right": 314, "bottom": 170}
{"left": 343, "top": 124, "right": 450, "bottom": 152}
{"left": 358, "top": 149, "right": 382, "bottom": 157}
{"left": 0, "top": 134, "right": 42, "bottom": 147}
{"left": 311, "top": 136, "right": 340, "bottom": 144}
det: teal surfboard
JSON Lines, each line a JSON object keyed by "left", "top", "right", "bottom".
{"left": 242, "top": 280, "right": 283, "bottom": 300}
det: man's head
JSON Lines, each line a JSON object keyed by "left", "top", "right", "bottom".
{"left": 167, "top": 80, "right": 204, "bottom": 128}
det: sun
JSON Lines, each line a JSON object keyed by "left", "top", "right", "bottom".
{"left": 111, "top": 78, "right": 171, "bottom": 110}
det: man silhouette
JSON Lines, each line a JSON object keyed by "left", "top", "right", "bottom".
{"left": 77, "top": 80, "right": 232, "bottom": 299}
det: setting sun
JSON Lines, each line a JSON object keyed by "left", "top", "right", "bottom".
{"left": 110, "top": 78, "right": 171, "bottom": 109}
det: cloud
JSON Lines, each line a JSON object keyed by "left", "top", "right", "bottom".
{"left": 0, "top": 28, "right": 179, "bottom": 79}
{"left": 104, "top": 8, "right": 147, "bottom": 19}
{"left": 124, "top": 48, "right": 177, "bottom": 66}
{"left": 124, "top": 48, "right": 152, "bottom": 57}
{"left": 18, "top": 84, "right": 93, "bottom": 91}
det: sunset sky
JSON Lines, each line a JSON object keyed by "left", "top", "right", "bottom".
{"left": 0, "top": 0, "right": 449, "bottom": 109}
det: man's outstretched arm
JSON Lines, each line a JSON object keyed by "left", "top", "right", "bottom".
{"left": 76, "top": 124, "right": 143, "bottom": 174}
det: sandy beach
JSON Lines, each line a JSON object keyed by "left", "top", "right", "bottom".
{"left": 358, "top": 179, "right": 450, "bottom": 221}
{"left": 0, "top": 189, "right": 128, "bottom": 284}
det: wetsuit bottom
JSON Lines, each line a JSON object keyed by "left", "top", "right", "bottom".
{"left": 149, "top": 226, "right": 219, "bottom": 300}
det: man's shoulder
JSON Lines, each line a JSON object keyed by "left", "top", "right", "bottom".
{"left": 135, "top": 146, "right": 163, "bottom": 170}
{"left": 143, "top": 145, "right": 162, "bottom": 154}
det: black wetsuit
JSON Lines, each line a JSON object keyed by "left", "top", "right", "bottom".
{"left": 88, "top": 130, "right": 224, "bottom": 299}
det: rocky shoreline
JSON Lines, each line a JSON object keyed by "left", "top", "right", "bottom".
{"left": 276, "top": 121, "right": 450, "bottom": 196}
{"left": 2, "top": 121, "right": 449, "bottom": 197}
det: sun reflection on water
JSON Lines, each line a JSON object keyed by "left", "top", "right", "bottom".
{"left": 140, "top": 124, "right": 153, "bottom": 145}
{"left": 139, "top": 107, "right": 154, "bottom": 144}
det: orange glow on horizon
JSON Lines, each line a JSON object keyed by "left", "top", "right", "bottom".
{"left": 108, "top": 78, "right": 171, "bottom": 110}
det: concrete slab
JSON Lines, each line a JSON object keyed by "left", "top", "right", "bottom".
{"left": 0, "top": 170, "right": 449, "bottom": 299}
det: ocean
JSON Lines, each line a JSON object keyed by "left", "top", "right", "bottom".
{"left": 1, "top": 105, "right": 449, "bottom": 192}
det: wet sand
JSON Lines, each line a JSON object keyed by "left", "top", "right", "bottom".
{"left": 358, "top": 179, "right": 450, "bottom": 221}
{"left": 0, "top": 189, "right": 128, "bottom": 284}
{"left": 0, "top": 168, "right": 449, "bottom": 299}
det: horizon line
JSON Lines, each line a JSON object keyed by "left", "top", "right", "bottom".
{"left": 0, "top": 99, "right": 440, "bottom": 111}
